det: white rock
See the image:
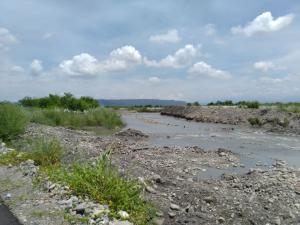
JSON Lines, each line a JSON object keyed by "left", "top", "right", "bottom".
{"left": 118, "top": 210, "right": 129, "bottom": 219}
{"left": 170, "top": 203, "right": 180, "bottom": 210}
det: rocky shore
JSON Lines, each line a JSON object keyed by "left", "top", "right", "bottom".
{"left": 161, "top": 106, "right": 300, "bottom": 134}
{"left": 1, "top": 123, "right": 300, "bottom": 224}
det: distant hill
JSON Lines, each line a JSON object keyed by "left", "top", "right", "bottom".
{"left": 99, "top": 99, "right": 186, "bottom": 107}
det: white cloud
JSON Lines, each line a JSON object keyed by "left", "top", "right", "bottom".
{"left": 144, "top": 44, "right": 199, "bottom": 68}
{"left": 0, "top": 27, "right": 17, "bottom": 50}
{"left": 188, "top": 61, "right": 232, "bottom": 79}
{"left": 204, "top": 24, "right": 216, "bottom": 36}
{"left": 253, "top": 61, "right": 284, "bottom": 72}
{"left": 30, "top": 59, "right": 43, "bottom": 75}
{"left": 148, "top": 76, "right": 161, "bottom": 83}
{"left": 231, "top": 12, "right": 294, "bottom": 37}
{"left": 10, "top": 65, "right": 24, "bottom": 73}
{"left": 59, "top": 53, "right": 99, "bottom": 76}
{"left": 149, "top": 29, "right": 181, "bottom": 44}
{"left": 104, "top": 45, "right": 142, "bottom": 71}
{"left": 59, "top": 45, "right": 142, "bottom": 76}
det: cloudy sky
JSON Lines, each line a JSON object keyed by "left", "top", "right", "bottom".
{"left": 1, "top": 0, "right": 300, "bottom": 102}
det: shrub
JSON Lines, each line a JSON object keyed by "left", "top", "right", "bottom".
{"left": 248, "top": 117, "right": 263, "bottom": 127}
{"left": 0, "top": 102, "right": 28, "bottom": 141}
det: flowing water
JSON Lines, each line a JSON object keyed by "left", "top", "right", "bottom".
{"left": 122, "top": 112, "right": 300, "bottom": 178}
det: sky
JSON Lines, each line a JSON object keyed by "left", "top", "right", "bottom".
{"left": 0, "top": 0, "right": 300, "bottom": 102}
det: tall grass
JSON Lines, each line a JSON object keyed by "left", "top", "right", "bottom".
{"left": 1, "top": 138, "right": 63, "bottom": 167}
{"left": 0, "top": 102, "right": 28, "bottom": 141}
{"left": 29, "top": 108, "right": 123, "bottom": 129}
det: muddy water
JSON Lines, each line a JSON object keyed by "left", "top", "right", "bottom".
{"left": 122, "top": 112, "right": 300, "bottom": 178}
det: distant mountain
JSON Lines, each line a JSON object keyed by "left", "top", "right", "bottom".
{"left": 99, "top": 99, "right": 186, "bottom": 107}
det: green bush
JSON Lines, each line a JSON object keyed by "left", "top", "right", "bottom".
{"left": 19, "top": 93, "right": 99, "bottom": 111}
{"left": 248, "top": 117, "right": 263, "bottom": 127}
{"left": 0, "top": 102, "right": 28, "bottom": 141}
{"left": 48, "top": 152, "right": 155, "bottom": 224}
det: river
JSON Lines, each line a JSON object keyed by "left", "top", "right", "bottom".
{"left": 122, "top": 112, "right": 300, "bottom": 178}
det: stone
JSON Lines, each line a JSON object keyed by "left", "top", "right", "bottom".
{"left": 170, "top": 203, "right": 180, "bottom": 210}
{"left": 4, "top": 193, "right": 11, "bottom": 199}
{"left": 152, "top": 217, "right": 164, "bottom": 225}
{"left": 146, "top": 185, "right": 157, "bottom": 194}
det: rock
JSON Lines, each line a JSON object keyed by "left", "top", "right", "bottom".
{"left": 151, "top": 174, "right": 163, "bottom": 184}
{"left": 4, "top": 193, "right": 11, "bottom": 199}
{"left": 146, "top": 185, "right": 157, "bottom": 194}
{"left": 109, "top": 220, "right": 133, "bottom": 225}
{"left": 168, "top": 212, "right": 176, "bottom": 218}
{"left": 155, "top": 211, "right": 164, "bottom": 217}
{"left": 75, "top": 203, "right": 87, "bottom": 215}
{"left": 170, "top": 203, "right": 180, "bottom": 210}
{"left": 152, "top": 217, "right": 165, "bottom": 225}
{"left": 118, "top": 210, "right": 129, "bottom": 219}
{"left": 218, "top": 217, "right": 225, "bottom": 223}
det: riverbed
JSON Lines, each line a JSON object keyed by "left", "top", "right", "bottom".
{"left": 122, "top": 112, "right": 300, "bottom": 178}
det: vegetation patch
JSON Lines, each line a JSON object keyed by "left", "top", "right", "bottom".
{"left": 28, "top": 107, "right": 123, "bottom": 130}
{"left": 45, "top": 152, "right": 156, "bottom": 224}
{"left": 207, "top": 100, "right": 260, "bottom": 109}
{"left": 12, "top": 138, "right": 64, "bottom": 167}
{"left": 19, "top": 93, "right": 99, "bottom": 111}
{"left": 0, "top": 102, "right": 29, "bottom": 142}
{"left": 248, "top": 117, "right": 263, "bottom": 127}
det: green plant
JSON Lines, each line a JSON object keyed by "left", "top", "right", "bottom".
{"left": 11, "top": 138, "right": 63, "bottom": 167}
{"left": 0, "top": 150, "right": 30, "bottom": 165}
{"left": 0, "top": 102, "right": 28, "bottom": 141}
{"left": 248, "top": 117, "right": 263, "bottom": 127}
{"left": 47, "top": 151, "right": 156, "bottom": 224}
